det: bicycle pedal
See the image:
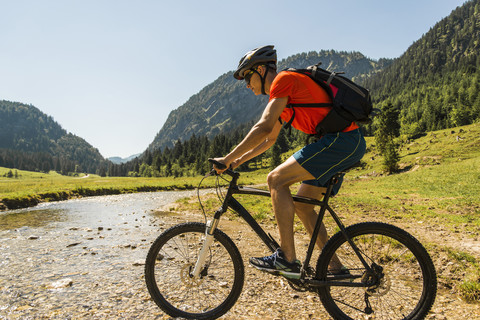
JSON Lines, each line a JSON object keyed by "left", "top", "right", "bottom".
{"left": 303, "top": 266, "right": 316, "bottom": 277}
{"left": 286, "top": 278, "right": 307, "bottom": 292}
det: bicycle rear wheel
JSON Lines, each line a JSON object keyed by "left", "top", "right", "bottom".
{"left": 316, "top": 222, "right": 436, "bottom": 320}
{"left": 145, "top": 222, "right": 244, "bottom": 319}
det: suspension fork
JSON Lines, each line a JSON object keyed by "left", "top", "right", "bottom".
{"left": 191, "top": 216, "right": 220, "bottom": 278}
{"left": 191, "top": 173, "right": 238, "bottom": 278}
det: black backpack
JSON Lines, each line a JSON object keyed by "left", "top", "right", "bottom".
{"left": 283, "top": 62, "right": 374, "bottom": 136}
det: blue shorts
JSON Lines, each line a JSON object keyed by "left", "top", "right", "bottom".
{"left": 293, "top": 129, "right": 366, "bottom": 195}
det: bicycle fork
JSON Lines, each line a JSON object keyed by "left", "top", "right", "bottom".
{"left": 191, "top": 218, "right": 220, "bottom": 278}
{"left": 191, "top": 176, "right": 236, "bottom": 278}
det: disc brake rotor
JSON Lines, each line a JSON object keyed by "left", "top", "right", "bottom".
{"left": 180, "top": 264, "right": 205, "bottom": 287}
{"left": 366, "top": 273, "right": 391, "bottom": 297}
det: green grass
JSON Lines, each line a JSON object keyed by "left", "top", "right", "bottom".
{"left": 331, "top": 123, "right": 480, "bottom": 231}
{"left": 172, "top": 123, "right": 480, "bottom": 233}
{"left": 439, "top": 246, "right": 480, "bottom": 302}
{"left": 0, "top": 167, "right": 268, "bottom": 210}
{"left": 0, "top": 170, "right": 191, "bottom": 197}
{"left": 460, "top": 280, "right": 480, "bottom": 302}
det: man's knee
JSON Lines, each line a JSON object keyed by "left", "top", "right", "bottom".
{"left": 267, "top": 169, "right": 282, "bottom": 189}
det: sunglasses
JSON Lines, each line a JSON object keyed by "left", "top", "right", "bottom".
{"left": 244, "top": 68, "right": 257, "bottom": 85}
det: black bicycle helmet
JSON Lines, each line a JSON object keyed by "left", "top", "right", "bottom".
{"left": 233, "top": 45, "right": 277, "bottom": 80}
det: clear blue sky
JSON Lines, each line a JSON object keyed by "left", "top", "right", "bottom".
{"left": 0, "top": 0, "right": 467, "bottom": 158}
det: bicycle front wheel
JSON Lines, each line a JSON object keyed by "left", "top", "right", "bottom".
{"left": 145, "top": 222, "right": 244, "bottom": 320}
{"left": 316, "top": 222, "right": 437, "bottom": 320}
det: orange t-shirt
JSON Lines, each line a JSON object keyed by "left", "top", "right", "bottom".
{"left": 269, "top": 71, "right": 358, "bottom": 134}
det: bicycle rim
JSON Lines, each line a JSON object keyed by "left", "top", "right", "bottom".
{"left": 317, "top": 222, "right": 437, "bottom": 320}
{"left": 145, "top": 222, "right": 244, "bottom": 319}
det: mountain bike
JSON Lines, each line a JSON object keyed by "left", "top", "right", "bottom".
{"left": 145, "top": 159, "right": 437, "bottom": 319}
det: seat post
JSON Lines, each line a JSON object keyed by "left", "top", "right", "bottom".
{"left": 322, "top": 172, "right": 343, "bottom": 203}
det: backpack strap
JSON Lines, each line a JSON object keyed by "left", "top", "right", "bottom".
{"left": 288, "top": 103, "right": 332, "bottom": 108}
{"left": 282, "top": 103, "right": 332, "bottom": 133}
{"left": 293, "top": 66, "right": 335, "bottom": 99}
{"left": 281, "top": 67, "right": 338, "bottom": 136}
{"left": 282, "top": 105, "right": 295, "bottom": 134}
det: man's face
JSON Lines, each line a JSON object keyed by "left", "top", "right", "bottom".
{"left": 245, "top": 67, "right": 262, "bottom": 95}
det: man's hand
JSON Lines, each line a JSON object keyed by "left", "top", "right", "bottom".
{"left": 211, "top": 157, "right": 229, "bottom": 174}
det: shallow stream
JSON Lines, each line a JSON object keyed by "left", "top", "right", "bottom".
{"left": 0, "top": 191, "right": 202, "bottom": 319}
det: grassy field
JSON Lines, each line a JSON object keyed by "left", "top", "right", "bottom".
{"left": 196, "top": 123, "right": 480, "bottom": 229}
{"left": 358, "top": 123, "right": 479, "bottom": 227}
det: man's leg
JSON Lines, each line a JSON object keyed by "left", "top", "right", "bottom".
{"left": 294, "top": 183, "right": 343, "bottom": 270}
{"left": 259, "top": 129, "right": 365, "bottom": 272}
{"left": 266, "top": 156, "right": 315, "bottom": 263}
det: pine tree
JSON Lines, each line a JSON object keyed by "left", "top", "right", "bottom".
{"left": 375, "top": 103, "right": 400, "bottom": 152}
{"left": 270, "top": 143, "right": 282, "bottom": 169}
{"left": 382, "top": 140, "right": 400, "bottom": 173}
{"left": 276, "top": 129, "right": 289, "bottom": 153}
{"left": 375, "top": 103, "right": 401, "bottom": 173}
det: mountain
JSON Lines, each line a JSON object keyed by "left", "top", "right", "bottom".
{"left": 108, "top": 154, "right": 141, "bottom": 164}
{"left": 0, "top": 100, "right": 105, "bottom": 173}
{"left": 364, "top": 0, "right": 480, "bottom": 135}
{"left": 149, "top": 0, "right": 480, "bottom": 152}
{"left": 148, "top": 51, "right": 392, "bottom": 151}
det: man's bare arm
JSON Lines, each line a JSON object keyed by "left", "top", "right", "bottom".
{"left": 231, "top": 120, "right": 282, "bottom": 168}
{"left": 222, "top": 97, "right": 288, "bottom": 166}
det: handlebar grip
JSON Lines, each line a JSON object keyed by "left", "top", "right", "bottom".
{"left": 208, "top": 158, "right": 239, "bottom": 179}
{"left": 208, "top": 158, "right": 227, "bottom": 170}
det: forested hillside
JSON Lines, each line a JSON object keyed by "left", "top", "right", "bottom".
{"left": 365, "top": 0, "right": 480, "bottom": 136}
{"left": 149, "top": 50, "right": 391, "bottom": 151}
{"left": 150, "top": 0, "right": 479, "bottom": 153}
{"left": 0, "top": 100, "right": 105, "bottom": 174}
{"left": 120, "top": 0, "right": 479, "bottom": 178}
{"left": 105, "top": 120, "right": 312, "bottom": 177}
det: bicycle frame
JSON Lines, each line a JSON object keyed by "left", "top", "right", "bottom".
{"left": 196, "top": 168, "right": 373, "bottom": 288}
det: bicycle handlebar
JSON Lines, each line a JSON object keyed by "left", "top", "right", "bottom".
{"left": 208, "top": 158, "right": 227, "bottom": 170}
{"left": 208, "top": 158, "right": 238, "bottom": 178}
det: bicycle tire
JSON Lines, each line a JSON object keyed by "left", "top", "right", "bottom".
{"left": 145, "top": 222, "right": 244, "bottom": 320}
{"left": 316, "top": 222, "right": 437, "bottom": 320}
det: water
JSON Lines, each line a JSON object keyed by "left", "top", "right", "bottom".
{"left": 0, "top": 191, "right": 205, "bottom": 319}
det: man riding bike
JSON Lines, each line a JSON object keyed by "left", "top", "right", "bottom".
{"left": 213, "top": 45, "right": 366, "bottom": 279}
